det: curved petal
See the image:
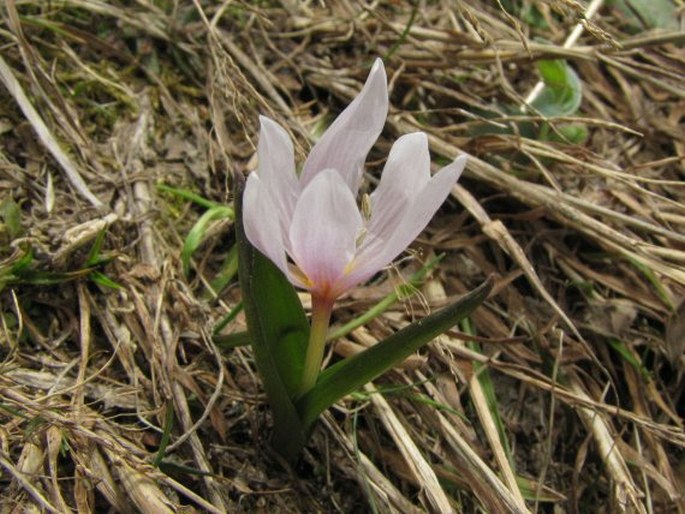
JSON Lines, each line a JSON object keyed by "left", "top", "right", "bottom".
{"left": 257, "top": 116, "right": 300, "bottom": 231}
{"left": 243, "top": 173, "right": 289, "bottom": 276}
{"left": 345, "top": 155, "right": 467, "bottom": 287}
{"left": 301, "top": 59, "right": 388, "bottom": 194}
{"left": 368, "top": 132, "right": 431, "bottom": 238}
{"left": 288, "top": 169, "right": 363, "bottom": 297}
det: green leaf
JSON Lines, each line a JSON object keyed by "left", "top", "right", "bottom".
{"left": 153, "top": 403, "right": 175, "bottom": 468}
{"left": 625, "top": 255, "right": 674, "bottom": 310}
{"left": 182, "top": 205, "right": 233, "bottom": 277}
{"left": 532, "top": 60, "right": 582, "bottom": 117}
{"left": 213, "top": 300, "right": 244, "bottom": 336}
{"left": 85, "top": 228, "right": 107, "bottom": 267}
{"left": 296, "top": 277, "right": 493, "bottom": 428}
{"left": 235, "top": 176, "right": 309, "bottom": 463}
{"left": 607, "top": 338, "right": 650, "bottom": 380}
{"left": 207, "top": 244, "right": 239, "bottom": 296}
{"left": 213, "top": 330, "right": 251, "bottom": 350}
{"left": 89, "top": 270, "right": 123, "bottom": 290}
{"left": 383, "top": 2, "right": 418, "bottom": 60}
{"left": 465, "top": 317, "right": 515, "bottom": 469}
{"left": 157, "top": 183, "right": 227, "bottom": 210}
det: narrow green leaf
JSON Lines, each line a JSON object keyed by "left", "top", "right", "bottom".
{"left": 153, "top": 403, "right": 175, "bottom": 468}
{"left": 625, "top": 255, "right": 674, "bottom": 310}
{"left": 207, "top": 244, "right": 239, "bottom": 296}
{"left": 10, "top": 246, "right": 34, "bottom": 273}
{"left": 14, "top": 268, "right": 94, "bottom": 285}
{"left": 157, "top": 184, "right": 212, "bottom": 208}
{"left": 464, "top": 318, "right": 515, "bottom": 469}
{"left": 182, "top": 206, "right": 233, "bottom": 277}
{"left": 213, "top": 300, "right": 244, "bottom": 336}
{"left": 85, "top": 228, "right": 107, "bottom": 266}
{"left": 383, "top": 2, "right": 418, "bottom": 60}
{"left": 89, "top": 270, "right": 123, "bottom": 290}
{"left": 235, "top": 176, "right": 309, "bottom": 462}
{"left": 296, "top": 277, "right": 493, "bottom": 428}
{"left": 607, "top": 338, "right": 650, "bottom": 380}
{"left": 213, "top": 330, "right": 251, "bottom": 350}
{"left": 157, "top": 183, "right": 235, "bottom": 212}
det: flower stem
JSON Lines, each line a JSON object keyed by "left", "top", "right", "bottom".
{"left": 299, "top": 295, "right": 333, "bottom": 396}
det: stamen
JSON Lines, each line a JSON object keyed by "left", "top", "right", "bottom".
{"left": 361, "top": 193, "right": 372, "bottom": 221}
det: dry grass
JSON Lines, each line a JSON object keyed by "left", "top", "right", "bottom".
{"left": 1, "top": 0, "right": 684, "bottom": 512}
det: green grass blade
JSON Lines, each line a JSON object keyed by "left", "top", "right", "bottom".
{"left": 327, "top": 255, "right": 442, "bottom": 341}
{"left": 213, "top": 330, "right": 251, "bottom": 350}
{"left": 464, "top": 318, "right": 515, "bottom": 469}
{"left": 157, "top": 183, "right": 230, "bottom": 211}
{"left": 213, "top": 300, "right": 244, "bottom": 336}
{"left": 153, "top": 403, "right": 175, "bottom": 468}
{"left": 182, "top": 206, "right": 233, "bottom": 277}
{"left": 207, "top": 244, "right": 239, "bottom": 296}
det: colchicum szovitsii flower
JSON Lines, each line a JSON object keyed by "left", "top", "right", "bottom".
{"left": 243, "top": 59, "right": 467, "bottom": 394}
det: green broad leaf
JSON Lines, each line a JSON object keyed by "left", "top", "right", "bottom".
{"left": 182, "top": 205, "right": 233, "bottom": 277}
{"left": 235, "top": 176, "right": 309, "bottom": 463}
{"left": 296, "top": 277, "right": 493, "bottom": 428}
{"left": 243, "top": 248, "right": 309, "bottom": 403}
{"left": 532, "top": 60, "right": 582, "bottom": 117}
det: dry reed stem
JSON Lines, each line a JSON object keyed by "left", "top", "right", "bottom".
{"left": 321, "top": 412, "right": 423, "bottom": 513}
{"left": 365, "top": 382, "right": 455, "bottom": 512}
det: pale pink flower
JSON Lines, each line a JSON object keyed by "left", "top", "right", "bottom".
{"left": 243, "top": 59, "right": 467, "bottom": 305}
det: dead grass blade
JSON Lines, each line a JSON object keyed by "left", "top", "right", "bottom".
{"left": 0, "top": 54, "right": 103, "bottom": 208}
{"left": 365, "top": 382, "right": 455, "bottom": 513}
